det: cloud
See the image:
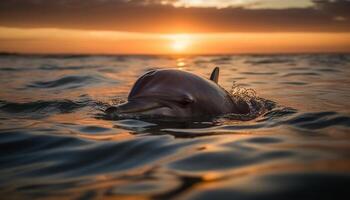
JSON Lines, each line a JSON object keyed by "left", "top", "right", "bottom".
{"left": 0, "top": 0, "right": 349, "bottom": 33}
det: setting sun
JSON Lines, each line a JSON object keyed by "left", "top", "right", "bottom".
{"left": 170, "top": 34, "right": 191, "bottom": 52}
{"left": 172, "top": 40, "right": 188, "bottom": 52}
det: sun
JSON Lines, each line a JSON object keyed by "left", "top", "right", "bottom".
{"left": 172, "top": 40, "right": 188, "bottom": 52}
{"left": 170, "top": 34, "right": 191, "bottom": 53}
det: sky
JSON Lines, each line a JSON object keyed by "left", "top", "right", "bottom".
{"left": 0, "top": 0, "right": 349, "bottom": 54}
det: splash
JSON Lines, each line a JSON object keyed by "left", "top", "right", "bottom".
{"left": 219, "top": 82, "right": 275, "bottom": 121}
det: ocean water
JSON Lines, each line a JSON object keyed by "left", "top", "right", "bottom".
{"left": 0, "top": 54, "right": 349, "bottom": 199}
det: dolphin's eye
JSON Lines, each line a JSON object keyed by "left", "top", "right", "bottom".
{"left": 180, "top": 95, "right": 194, "bottom": 106}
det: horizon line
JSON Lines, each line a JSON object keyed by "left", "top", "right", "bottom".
{"left": 1, "top": 51, "right": 350, "bottom": 57}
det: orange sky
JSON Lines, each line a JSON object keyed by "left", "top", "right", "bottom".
{"left": 1, "top": 27, "right": 349, "bottom": 54}
{"left": 0, "top": 0, "right": 349, "bottom": 54}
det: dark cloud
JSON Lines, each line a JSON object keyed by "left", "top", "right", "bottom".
{"left": 0, "top": 0, "right": 349, "bottom": 32}
{"left": 314, "top": 0, "right": 350, "bottom": 16}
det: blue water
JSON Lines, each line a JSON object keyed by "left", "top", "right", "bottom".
{"left": 0, "top": 54, "right": 350, "bottom": 199}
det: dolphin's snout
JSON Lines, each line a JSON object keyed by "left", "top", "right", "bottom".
{"left": 105, "top": 100, "right": 163, "bottom": 116}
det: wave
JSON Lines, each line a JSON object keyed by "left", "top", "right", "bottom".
{"left": 245, "top": 57, "right": 294, "bottom": 65}
{"left": 209, "top": 56, "right": 233, "bottom": 64}
{"left": 123, "top": 109, "right": 350, "bottom": 137}
{"left": 240, "top": 72, "right": 278, "bottom": 75}
{"left": 221, "top": 110, "right": 350, "bottom": 132}
{"left": 0, "top": 99, "right": 90, "bottom": 116}
{"left": 26, "top": 75, "right": 102, "bottom": 89}
{"left": 308, "top": 54, "right": 350, "bottom": 66}
{"left": 38, "top": 64, "right": 98, "bottom": 71}
{"left": 0, "top": 131, "right": 195, "bottom": 178}
{"left": 279, "top": 81, "right": 308, "bottom": 85}
{"left": 282, "top": 72, "right": 320, "bottom": 77}
{"left": 278, "top": 111, "right": 350, "bottom": 130}
{"left": 0, "top": 67, "right": 27, "bottom": 71}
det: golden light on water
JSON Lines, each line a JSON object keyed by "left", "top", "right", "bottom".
{"left": 176, "top": 58, "right": 187, "bottom": 70}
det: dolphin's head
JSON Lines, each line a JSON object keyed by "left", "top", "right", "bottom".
{"left": 106, "top": 68, "right": 246, "bottom": 120}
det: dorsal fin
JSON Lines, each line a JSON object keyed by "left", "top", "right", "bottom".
{"left": 209, "top": 67, "right": 220, "bottom": 84}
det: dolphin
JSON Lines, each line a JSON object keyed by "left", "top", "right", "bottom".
{"left": 105, "top": 67, "right": 250, "bottom": 120}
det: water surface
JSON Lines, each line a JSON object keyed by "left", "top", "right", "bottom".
{"left": 0, "top": 54, "right": 350, "bottom": 199}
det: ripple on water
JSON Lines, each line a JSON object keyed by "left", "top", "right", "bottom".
{"left": 282, "top": 72, "right": 320, "bottom": 77}
{"left": 169, "top": 150, "right": 294, "bottom": 172}
{"left": 184, "top": 172, "right": 350, "bottom": 200}
{"left": 316, "top": 68, "right": 341, "bottom": 73}
{"left": 160, "top": 110, "right": 350, "bottom": 136}
{"left": 79, "top": 126, "right": 111, "bottom": 133}
{"left": 240, "top": 72, "right": 278, "bottom": 75}
{"left": 38, "top": 64, "right": 98, "bottom": 71}
{"left": 26, "top": 75, "right": 101, "bottom": 89}
{"left": 0, "top": 132, "right": 204, "bottom": 180}
{"left": 0, "top": 99, "right": 89, "bottom": 116}
{"left": 280, "top": 81, "right": 308, "bottom": 85}
{"left": 281, "top": 112, "right": 350, "bottom": 130}
{"left": 245, "top": 57, "right": 293, "bottom": 65}
{"left": 168, "top": 136, "right": 294, "bottom": 172}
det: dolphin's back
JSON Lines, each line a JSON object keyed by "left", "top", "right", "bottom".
{"left": 130, "top": 69, "right": 221, "bottom": 98}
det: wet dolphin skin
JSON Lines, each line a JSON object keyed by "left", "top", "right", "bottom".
{"left": 106, "top": 67, "right": 249, "bottom": 119}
